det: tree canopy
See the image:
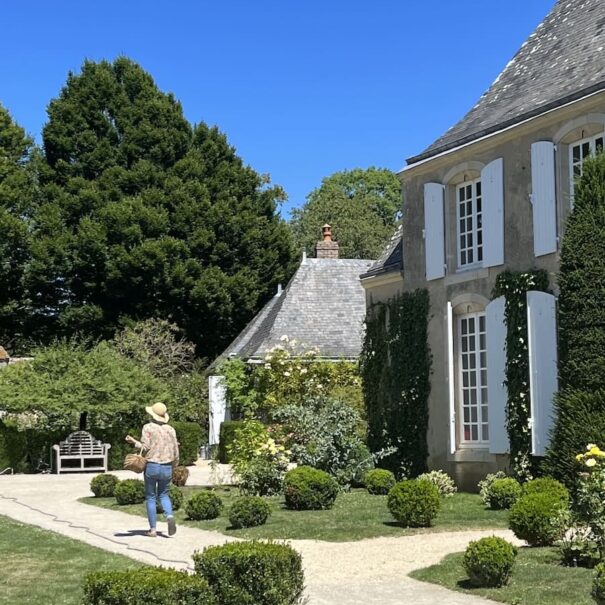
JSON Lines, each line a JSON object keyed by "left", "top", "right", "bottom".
{"left": 9, "top": 57, "right": 296, "bottom": 357}
{"left": 290, "top": 167, "right": 401, "bottom": 259}
{"left": 0, "top": 105, "right": 36, "bottom": 351}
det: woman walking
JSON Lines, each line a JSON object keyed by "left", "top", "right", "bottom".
{"left": 126, "top": 402, "right": 179, "bottom": 537}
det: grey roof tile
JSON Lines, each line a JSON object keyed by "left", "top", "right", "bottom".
{"left": 409, "top": 0, "right": 605, "bottom": 164}
{"left": 214, "top": 258, "right": 373, "bottom": 363}
{"left": 361, "top": 225, "right": 403, "bottom": 278}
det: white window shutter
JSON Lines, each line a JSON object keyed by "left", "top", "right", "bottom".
{"left": 208, "top": 375, "right": 228, "bottom": 446}
{"left": 486, "top": 296, "right": 509, "bottom": 454}
{"left": 481, "top": 158, "right": 504, "bottom": 267}
{"left": 447, "top": 302, "right": 456, "bottom": 454}
{"left": 424, "top": 183, "right": 445, "bottom": 280}
{"left": 527, "top": 291, "right": 558, "bottom": 456}
{"left": 531, "top": 141, "right": 557, "bottom": 256}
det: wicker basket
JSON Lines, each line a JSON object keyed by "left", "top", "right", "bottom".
{"left": 124, "top": 449, "right": 147, "bottom": 473}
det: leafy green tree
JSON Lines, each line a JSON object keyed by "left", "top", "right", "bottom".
{"left": 0, "top": 340, "right": 168, "bottom": 431}
{"left": 290, "top": 167, "right": 401, "bottom": 259}
{"left": 23, "top": 57, "right": 295, "bottom": 357}
{"left": 546, "top": 153, "right": 605, "bottom": 483}
{"left": 0, "top": 105, "right": 36, "bottom": 351}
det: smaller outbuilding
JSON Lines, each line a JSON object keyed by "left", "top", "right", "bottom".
{"left": 207, "top": 225, "right": 373, "bottom": 446}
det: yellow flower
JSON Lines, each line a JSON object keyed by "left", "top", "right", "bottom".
{"left": 585, "top": 458, "right": 597, "bottom": 468}
{"left": 587, "top": 444, "right": 597, "bottom": 451}
{"left": 576, "top": 453, "right": 584, "bottom": 461}
{"left": 590, "top": 446, "right": 603, "bottom": 457}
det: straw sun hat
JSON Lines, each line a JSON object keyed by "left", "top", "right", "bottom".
{"left": 146, "top": 402, "right": 170, "bottom": 423}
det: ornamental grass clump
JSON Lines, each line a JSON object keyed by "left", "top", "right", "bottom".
{"left": 417, "top": 469, "right": 457, "bottom": 498}
{"left": 193, "top": 541, "right": 304, "bottom": 605}
{"left": 185, "top": 491, "right": 223, "bottom": 521}
{"left": 363, "top": 468, "right": 396, "bottom": 495}
{"left": 114, "top": 479, "right": 145, "bottom": 505}
{"left": 90, "top": 474, "right": 119, "bottom": 498}
{"left": 508, "top": 492, "right": 567, "bottom": 546}
{"left": 229, "top": 496, "right": 271, "bottom": 529}
{"left": 463, "top": 536, "right": 517, "bottom": 588}
{"left": 485, "top": 478, "right": 522, "bottom": 510}
{"left": 387, "top": 479, "right": 440, "bottom": 528}
{"left": 283, "top": 466, "right": 339, "bottom": 510}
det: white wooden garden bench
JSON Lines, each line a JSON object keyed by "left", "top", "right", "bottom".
{"left": 52, "top": 431, "right": 111, "bottom": 474}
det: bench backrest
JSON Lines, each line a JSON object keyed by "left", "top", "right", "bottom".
{"left": 57, "top": 431, "right": 105, "bottom": 455}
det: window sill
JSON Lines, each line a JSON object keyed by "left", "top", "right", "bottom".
{"left": 445, "top": 267, "right": 489, "bottom": 286}
{"left": 449, "top": 448, "right": 493, "bottom": 463}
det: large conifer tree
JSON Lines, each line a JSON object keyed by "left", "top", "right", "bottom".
{"left": 24, "top": 58, "right": 295, "bottom": 356}
{"left": 0, "top": 105, "right": 35, "bottom": 351}
{"left": 546, "top": 152, "right": 605, "bottom": 483}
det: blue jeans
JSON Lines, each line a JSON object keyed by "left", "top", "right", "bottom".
{"left": 144, "top": 462, "right": 173, "bottom": 530}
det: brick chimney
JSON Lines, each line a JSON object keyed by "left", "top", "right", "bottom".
{"left": 315, "top": 224, "right": 339, "bottom": 259}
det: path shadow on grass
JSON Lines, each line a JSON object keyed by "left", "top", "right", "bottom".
{"left": 114, "top": 529, "right": 170, "bottom": 539}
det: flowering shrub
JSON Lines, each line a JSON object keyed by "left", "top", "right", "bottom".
{"left": 417, "top": 470, "right": 457, "bottom": 498}
{"left": 219, "top": 338, "right": 361, "bottom": 418}
{"left": 228, "top": 420, "right": 290, "bottom": 496}
{"left": 574, "top": 444, "right": 605, "bottom": 560}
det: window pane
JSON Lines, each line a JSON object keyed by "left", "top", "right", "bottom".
{"left": 482, "top": 425, "right": 489, "bottom": 441}
{"left": 471, "top": 425, "right": 478, "bottom": 441}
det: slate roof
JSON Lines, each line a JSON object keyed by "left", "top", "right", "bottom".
{"left": 360, "top": 225, "right": 403, "bottom": 279}
{"left": 409, "top": 0, "right": 605, "bottom": 164}
{"left": 214, "top": 258, "right": 373, "bottom": 364}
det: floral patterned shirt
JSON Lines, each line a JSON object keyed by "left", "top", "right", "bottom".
{"left": 133, "top": 422, "right": 179, "bottom": 465}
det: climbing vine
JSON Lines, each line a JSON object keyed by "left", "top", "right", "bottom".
{"left": 493, "top": 269, "right": 550, "bottom": 480}
{"left": 360, "top": 289, "right": 431, "bottom": 478}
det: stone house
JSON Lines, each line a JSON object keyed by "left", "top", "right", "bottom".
{"left": 207, "top": 225, "right": 373, "bottom": 446}
{"left": 363, "top": 0, "right": 605, "bottom": 488}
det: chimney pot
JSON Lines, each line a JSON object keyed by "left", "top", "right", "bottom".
{"left": 316, "top": 224, "right": 339, "bottom": 259}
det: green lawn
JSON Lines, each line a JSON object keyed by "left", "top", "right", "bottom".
{"left": 83, "top": 488, "right": 508, "bottom": 542}
{"left": 0, "top": 514, "right": 143, "bottom": 605}
{"left": 411, "top": 546, "right": 595, "bottom": 605}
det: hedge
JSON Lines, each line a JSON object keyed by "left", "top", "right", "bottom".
{"left": 172, "top": 421, "right": 203, "bottom": 465}
{"left": 83, "top": 568, "right": 215, "bottom": 604}
{"left": 0, "top": 420, "right": 202, "bottom": 473}
{"left": 218, "top": 420, "right": 245, "bottom": 463}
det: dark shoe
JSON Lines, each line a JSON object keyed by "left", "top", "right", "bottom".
{"left": 167, "top": 517, "right": 176, "bottom": 536}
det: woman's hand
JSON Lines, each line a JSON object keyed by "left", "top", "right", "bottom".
{"left": 125, "top": 435, "right": 136, "bottom": 444}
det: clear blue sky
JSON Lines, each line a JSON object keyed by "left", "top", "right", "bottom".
{"left": 1, "top": 0, "right": 556, "bottom": 217}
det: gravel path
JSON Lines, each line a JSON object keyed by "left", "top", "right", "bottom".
{"left": 0, "top": 466, "right": 513, "bottom": 604}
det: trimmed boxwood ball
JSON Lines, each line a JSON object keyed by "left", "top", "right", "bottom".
{"left": 364, "top": 468, "right": 396, "bottom": 495}
{"left": 509, "top": 492, "right": 567, "bottom": 546}
{"left": 229, "top": 496, "right": 271, "bottom": 529}
{"left": 82, "top": 567, "right": 215, "bottom": 604}
{"left": 156, "top": 484, "right": 183, "bottom": 513}
{"left": 522, "top": 477, "right": 569, "bottom": 503}
{"left": 387, "top": 479, "right": 440, "bottom": 527}
{"left": 193, "top": 541, "right": 304, "bottom": 605}
{"left": 90, "top": 473, "right": 119, "bottom": 498}
{"left": 186, "top": 491, "right": 223, "bottom": 520}
{"left": 485, "top": 478, "right": 522, "bottom": 510}
{"left": 114, "top": 479, "right": 145, "bottom": 505}
{"left": 463, "top": 536, "right": 517, "bottom": 588}
{"left": 283, "top": 466, "right": 339, "bottom": 510}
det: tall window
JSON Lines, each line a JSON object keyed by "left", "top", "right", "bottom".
{"left": 458, "top": 312, "right": 488, "bottom": 445}
{"left": 457, "top": 180, "right": 483, "bottom": 268}
{"left": 570, "top": 134, "right": 604, "bottom": 193}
